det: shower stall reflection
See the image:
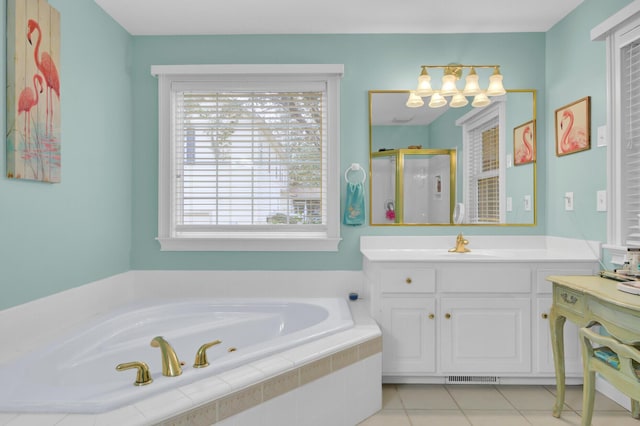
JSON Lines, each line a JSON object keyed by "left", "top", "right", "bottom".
{"left": 371, "top": 149, "right": 456, "bottom": 225}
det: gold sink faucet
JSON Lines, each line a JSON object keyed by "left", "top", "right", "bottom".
{"left": 150, "top": 336, "right": 183, "bottom": 377}
{"left": 448, "top": 233, "right": 471, "bottom": 253}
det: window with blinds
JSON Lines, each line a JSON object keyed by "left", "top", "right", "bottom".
{"left": 622, "top": 40, "right": 640, "bottom": 247}
{"left": 466, "top": 118, "right": 500, "bottom": 223}
{"left": 175, "top": 89, "right": 326, "bottom": 230}
{"left": 152, "top": 64, "right": 343, "bottom": 251}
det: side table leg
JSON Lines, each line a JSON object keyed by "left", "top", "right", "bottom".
{"left": 549, "top": 305, "right": 566, "bottom": 418}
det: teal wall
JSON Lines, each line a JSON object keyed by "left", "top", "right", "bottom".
{"left": 1, "top": 0, "right": 633, "bottom": 309}
{"left": 130, "top": 32, "right": 545, "bottom": 271}
{"left": 545, "top": 0, "right": 634, "bottom": 240}
{"left": 0, "top": 0, "right": 133, "bottom": 309}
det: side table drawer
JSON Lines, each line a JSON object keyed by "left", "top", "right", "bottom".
{"left": 381, "top": 268, "right": 436, "bottom": 293}
{"left": 554, "top": 286, "right": 585, "bottom": 315}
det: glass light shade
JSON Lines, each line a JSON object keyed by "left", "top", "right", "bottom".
{"left": 416, "top": 70, "right": 433, "bottom": 97}
{"left": 462, "top": 68, "right": 481, "bottom": 96}
{"left": 440, "top": 73, "right": 458, "bottom": 96}
{"left": 428, "top": 92, "right": 447, "bottom": 108}
{"left": 406, "top": 91, "right": 425, "bottom": 108}
{"left": 449, "top": 92, "right": 469, "bottom": 108}
{"left": 471, "top": 92, "right": 491, "bottom": 108}
{"left": 486, "top": 72, "right": 506, "bottom": 96}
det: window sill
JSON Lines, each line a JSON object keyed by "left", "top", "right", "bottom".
{"left": 156, "top": 236, "right": 342, "bottom": 252}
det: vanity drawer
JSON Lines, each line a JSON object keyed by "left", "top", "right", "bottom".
{"left": 554, "top": 286, "right": 585, "bottom": 315}
{"left": 440, "top": 266, "right": 531, "bottom": 293}
{"left": 380, "top": 268, "right": 436, "bottom": 293}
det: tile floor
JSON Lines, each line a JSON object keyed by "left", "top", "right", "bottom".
{"left": 358, "top": 384, "right": 635, "bottom": 426}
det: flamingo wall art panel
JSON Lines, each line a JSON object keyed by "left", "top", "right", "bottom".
{"left": 513, "top": 119, "right": 536, "bottom": 166}
{"left": 555, "top": 96, "right": 590, "bottom": 157}
{"left": 6, "top": 0, "right": 61, "bottom": 183}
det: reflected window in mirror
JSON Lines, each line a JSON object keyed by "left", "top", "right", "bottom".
{"left": 456, "top": 101, "right": 506, "bottom": 224}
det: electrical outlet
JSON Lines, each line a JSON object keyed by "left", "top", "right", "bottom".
{"left": 597, "top": 190, "right": 607, "bottom": 211}
{"left": 565, "top": 192, "right": 574, "bottom": 211}
{"left": 524, "top": 195, "right": 531, "bottom": 211}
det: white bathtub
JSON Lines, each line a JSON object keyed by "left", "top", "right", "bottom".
{"left": 0, "top": 298, "right": 354, "bottom": 414}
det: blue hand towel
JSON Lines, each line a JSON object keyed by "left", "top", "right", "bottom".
{"left": 343, "top": 182, "right": 365, "bottom": 226}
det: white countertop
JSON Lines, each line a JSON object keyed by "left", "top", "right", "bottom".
{"left": 360, "top": 236, "right": 601, "bottom": 263}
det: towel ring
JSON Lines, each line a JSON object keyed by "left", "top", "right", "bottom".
{"left": 345, "top": 163, "right": 366, "bottom": 184}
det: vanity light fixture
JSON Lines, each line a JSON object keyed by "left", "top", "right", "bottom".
{"left": 407, "top": 64, "right": 506, "bottom": 109}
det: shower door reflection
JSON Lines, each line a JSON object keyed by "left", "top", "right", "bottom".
{"left": 371, "top": 149, "right": 456, "bottom": 225}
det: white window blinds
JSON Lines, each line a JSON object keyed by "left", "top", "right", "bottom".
{"left": 466, "top": 117, "right": 500, "bottom": 223}
{"left": 152, "top": 64, "right": 343, "bottom": 251}
{"left": 173, "top": 83, "right": 327, "bottom": 233}
{"left": 622, "top": 40, "right": 640, "bottom": 247}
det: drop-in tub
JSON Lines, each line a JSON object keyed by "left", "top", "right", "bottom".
{"left": 0, "top": 298, "right": 354, "bottom": 414}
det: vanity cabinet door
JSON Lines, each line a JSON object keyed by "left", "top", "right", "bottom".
{"left": 440, "top": 298, "right": 531, "bottom": 373}
{"left": 535, "top": 297, "right": 583, "bottom": 375}
{"left": 380, "top": 297, "right": 436, "bottom": 375}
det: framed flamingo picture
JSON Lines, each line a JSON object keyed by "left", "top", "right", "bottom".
{"left": 6, "top": 0, "right": 61, "bottom": 182}
{"left": 555, "top": 96, "right": 590, "bottom": 157}
{"left": 513, "top": 120, "right": 536, "bottom": 166}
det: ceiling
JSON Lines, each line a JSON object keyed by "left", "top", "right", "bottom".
{"left": 95, "top": 0, "right": 584, "bottom": 36}
{"left": 371, "top": 92, "right": 449, "bottom": 126}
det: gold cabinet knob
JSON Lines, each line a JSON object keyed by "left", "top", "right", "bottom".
{"left": 445, "top": 313, "right": 451, "bottom": 319}
{"left": 428, "top": 313, "right": 435, "bottom": 319}
{"left": 405, "top": 277, "right": 412, "bottom": 284}
{"left": 541, "top": 313, "right": 549, "bottom": 319}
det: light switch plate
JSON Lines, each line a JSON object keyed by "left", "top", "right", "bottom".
{"left": 597, "top": 190, "right": 607, "bottom": 211}
{"left": 565, "top": 192, "right": 574, "bottom": 211}
{"left": 506, "top": 197, "right": 513, "bottom": 211}
{"left": 524, "top": 195, "right": 531, "bottom": 211}
{"left": 597, "top": 125, "right": 607, "bottom": 147}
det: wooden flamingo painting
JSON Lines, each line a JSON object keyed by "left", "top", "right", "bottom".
{"left": 28, "top": 19, "right": 60, "bottom": 138}
{"left": 6, "top": 0, "right": 61, "bottom": 182}
{"left": 514, "top": 120, "right": 536, "bottom": 166}
{"left": 555, "top": 96, "right": 591, "bottom": 157}
{"left": 18, "top": 74, "right": 44, "bottom": 153}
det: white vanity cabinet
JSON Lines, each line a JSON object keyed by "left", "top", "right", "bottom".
{"left": 439, "top": 297, "right": 531, "bottom": 374}
{"left": 361, "top": 236, "right": 601, "bottom": 384}
{"left": 375, "top": 265, "right": 437, "bottom": 375}
{"left": 381, "top": 297, "right": 436, "bottom": 374}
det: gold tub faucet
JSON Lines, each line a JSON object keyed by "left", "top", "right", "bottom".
{"left": 116, "top": 361, "right": 153, "bottom": 386}
{"left": 193, "top": 339, "right": 222, "bottom": 368}
{"left": 150, "top": 336, "right": 183, "bottom": 377}
{"left": 448, "top": 233, "right": 471, "bottom": 253}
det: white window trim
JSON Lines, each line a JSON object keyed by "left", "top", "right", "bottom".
{"left": 151, "top": 64, "right": 344, "bottom": 251}
{"left": 456, "top": 99, "right": 507, "bottom": 224}
{"left": 592, "top": 1, "right": 640, "bottom": 264}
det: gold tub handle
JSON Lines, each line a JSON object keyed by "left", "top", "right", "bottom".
{"left": 193, "top": 339, "right": 222, "bottom": 368}
{"left": 116, "top": 361, "right": 153, "bottom": 386}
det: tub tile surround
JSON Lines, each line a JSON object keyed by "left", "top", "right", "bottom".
{"left": 0, "top": 271, "right": 379, "bottom": 426}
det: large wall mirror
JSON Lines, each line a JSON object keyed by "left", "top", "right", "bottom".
{"left": 369, "top": 89, "right": 537, "bottom": 226}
